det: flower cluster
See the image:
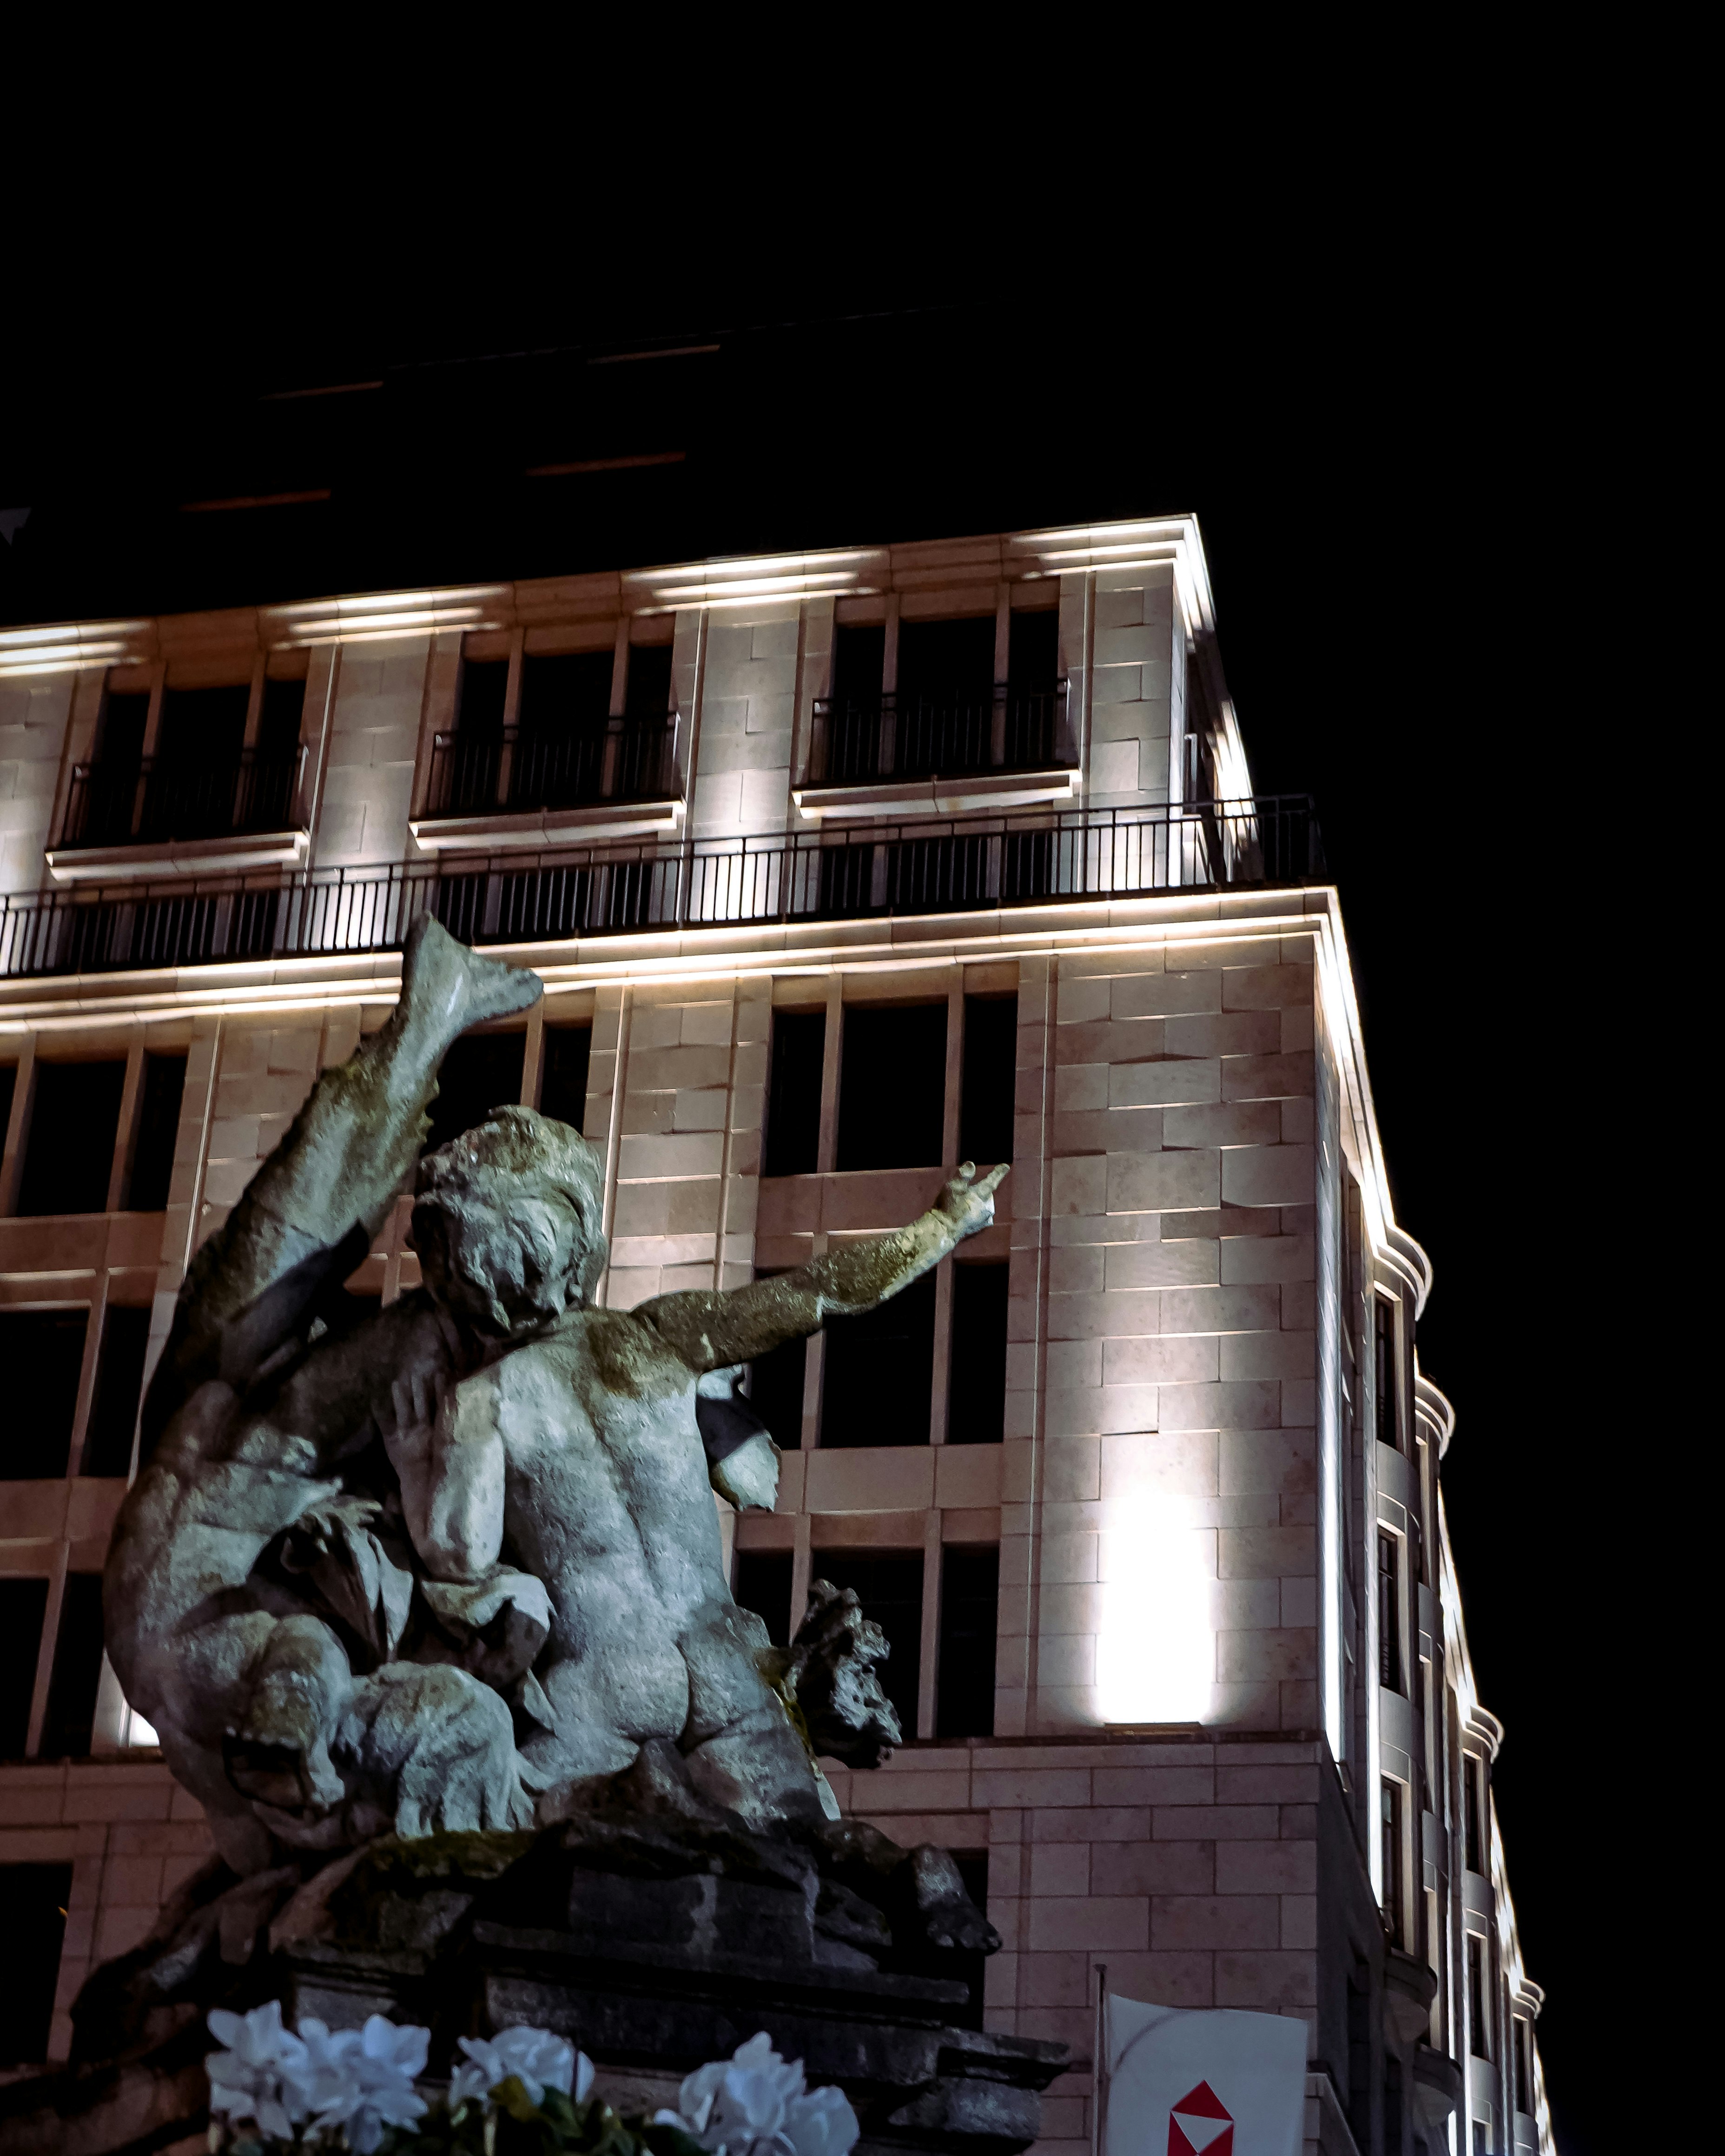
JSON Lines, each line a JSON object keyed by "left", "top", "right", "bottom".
{"left": 206, "top": 2003, "right": 428, "bottom": 2153}
{"left": 205, "top": 2008, "right": 856, "bottom": 2156}
{"left": 656, "top": 2033, "right": 859, "bottom": 2156}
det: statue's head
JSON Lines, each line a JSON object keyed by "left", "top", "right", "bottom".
{"left": 411, "top": 1105, "right": 608, "bottom": 1337}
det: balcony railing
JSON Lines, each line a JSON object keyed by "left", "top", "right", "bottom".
{"left": 807, "top": 681, "right": 1072, "bottom": 787}
{"left": 423, "top": 714, "right": 678, "bottom": 820}
{"left": 59, "top": 747, "right": 308, "bottom": 850}
{"left": 0, "top": 798, "right": 1321, "bottom": 981}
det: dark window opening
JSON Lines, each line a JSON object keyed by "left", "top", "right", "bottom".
{"left": 0, "top": 1063, "right": 15, "bottom": 1145}
{"left": 836, "top": 1003, "right": 946, "bottom": 1172}
{"left": 423, "top": 1032, "right": 526, "bottom": 1157}
{"left": 99, "top": 688, "right": 150, "bottom": 765}
{"left": 1345, "top": 1963, "right": 1372, "bottom": 2150}
{"left": 1375, "top": 1294, "right": 1399, "bottom": 1450}
{"left": 1513, "top": 2017, "right": 1532, "bottom": 2114}
{"left": 763, "top": 1009, "right": 826, "bottom": 1177}
{"left": 0, "top": 1580, "right": 49, "bottom": 1756}
{"left": 39, "top": 1573, "right": 105, "bottom": 1760}
{"left": 127, "top": 1051, "right": 187, "bottom": 1211}
{"left": 1463, "top": 1758, "right": 1485, "bottom": 1874}
{"left": 951, "top": 1851, "right": 990, "bottom": 2029}
{"left": 937, "top": 1544, "right": 998, "bottom": 1738}
{"left": 1467, "top": 1934, "right": 1490, "bottom": 2057}
{"left": 948, "top": 1263, "right": 1009, "bottom": 1446}
{"left": 513, "top": 652, "right": 616, "bottom": 811}
{"left": 522, "top": 649, "right": 614, "bottom": 732}
{"left": 83, "top": 1305, "right": 152, "bottom": 1477}
{"left": 746, "top": 1273, "right": 808, "bottom": 1450}
{"left": 1380, "top": 1778, "right": 1402, "bottom": 1938}
{"left": 809, "top": 1550, "right": 922, "bottom": 1736}
{"left": 1007, "top": 607, "right": 1058, "bottom": 688}
{"left": 896, "top": 615, "right": 995, "bottom": 703}
{"left": 1, "top": 1309, "right": 89, "bottom": 1479}
{"left": 155, "top": 683, "right": 249, "bottom": 762}
{"left": 831, "top": 622, "right": 885, "bottom": 707}
{"left": 821, "top": 1271, "right": 936, "bottom": 1447}
{"left": 733, "top": 1549, "right": 795, "bottom": 1649}
{"left": 1377, "top": 1532, "right": 1402, "bottom": 1692}
{"left": 540, "top": 1024, "right": 593, "bottom": 1131}
{"left": 251, "top": 676, "right": 307, "bottom": 827}
{"left": 959, "top": 993, "right": 1017, "bottom": 1165}
{"left": 624, "top": 641, "right": 674, "bottom": 717}
{"left": 16, "top": 1059, "right": 126, "bottom": 1216}
{"left": 0, "top": 1863, "right": 72, "bottom": 2065}
{"left": 458, "top": 656, "right": 510, "bottom": 733}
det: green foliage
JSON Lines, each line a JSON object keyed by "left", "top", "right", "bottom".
{"left": 342, "top": 2085, "right": 686, "bottom": 2156}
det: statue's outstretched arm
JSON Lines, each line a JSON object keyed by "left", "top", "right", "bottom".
{"left": 641, "top": 1162, "right": 1007, "bottom": 1374}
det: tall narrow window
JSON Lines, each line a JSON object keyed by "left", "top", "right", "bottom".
{"left": 809, "top": 1551, "right": 923, "bottom": 1735}
{"left": 1463, "top": 1757, "right": 1485, "bottom": 1873}
{"left": 1380, "top": 1778, "right": 1403, "bottom": 1939}
{"left": 83, "top": 1304, "right": 152, "bottom": 1476}
{"left": 746, "top": 1270, "right": 807, "bottom": 1450}
{"left": 831, "top": 622, "right": 885, "bottom": 707}
{"left": 1513, "top": 2017, "right": 1532, "bottom": 2114}
{"left": 821, "top": 1272, "right": 936, "bottom": 1447}
{"left": 763, "top": 1009, "right": 826, "bottom": 1176}
{"left": 16, "top": 1060, "right": 127, "bottom": 1216}
{"left": 1467, "top": 1934, "right": 1490, "bottom": 2057}
{"left": 958, "top": 994, "right": 1017, "bottom": 1165}
{"left": 1, "top": 1062, "right": 17, "bottom": 1141}
{"left": 623, "top": 641, "right": 674, "bottom": 718}
{"left": 836, "top": 1003, "right": 946, "bottom": 1171}
{"left": 1, "top": 1309, "right": 89, "bottom": 1479}
{"left": 0, "top": 1579, "right": 49, "bottom": 1756}
{"left": 1377, "top": 1532, "right": 1402, "bottom": 1692}
{"left": 936, "top": 1544, "right": 999, "bottom": 1738}
{"left": 127, "top": 1051, "right": 187, "bottom": 1211}
{"left": 1375, "top": 1295, "right": 1399, "bottom": 1449}
{"left": 422, "top": 1032, "right": 526, "bottom": 1157}
{"left": 732, "top": 1549, "right": 795, "bottom": 1649}
{"left": 0, "top": 1863, "right": 72, "bottom": 2067}
{"left": 39, "top": 1574, "right": 105, "bottom": 1760}
{"left": 539, "top": 1024, "right": 593, "bottom": 1131}
{"left": 948, "top": 1262, "right": 1009, "bottom": 1445}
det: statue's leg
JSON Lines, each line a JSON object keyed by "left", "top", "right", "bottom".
{"left": 150, "top": 917, "right": 539, "bottom": 1425}
{"left": 677, "top": 1598, "right": 829, "bottom": 1827}
{"left": 336, "top": 1662, "right": 535, "bottom": 1837}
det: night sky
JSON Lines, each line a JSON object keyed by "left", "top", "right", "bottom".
{"left": 1, "top": 232, "right": 1632, "bottom": 2150}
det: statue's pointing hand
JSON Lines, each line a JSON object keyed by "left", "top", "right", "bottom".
{"left": 935, "top": 1160, "right": 1009, "bottom": 1240}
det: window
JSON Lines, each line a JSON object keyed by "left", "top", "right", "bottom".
{"left": 809, "top": 1551, "right": 922, "bottom": 1734}
{"left": 422, "top": 1032, "right": 526, "bottom": 1156}
{"left": 83, "top": 1305, "right": 152, "bottom": 1476}
{"left": 512, "top": 654, "right": 614, "bottom": 811}
{"left": 1463, "top": 1756, "right": 1485, "bottom": 1873}
{"left": 937, "top": 1544, "right": 998, "bottom": 1738}
{"left": 948, "top": 1262, "right": 1009, "bottom": 1445}
{"left": 39, "top": 1574, "right": 105, "bottom": 1759}
{"left": 1467, "top": 1933, "right": 1491, "bottom": 2058}
{"left": 539, "top": 1024, "right": 592, "bottom": 1131}
{"left": 0, "top": 1579, "right": 48, "bottom": 1755}
{"left": 950, "top": 1851, "right": 991, "bottom": 2029}
{"left": 896, "top": 615, "right": 994, "bottom": 707}
{"left": 623, "top": 641, "right": 674, "bottom": 718}
{"left": 732, "top": 1549, "right": 795, "bottom": 1649}
{"left": 958, "top": 994, "right": 1016, "bottom": 1165}
{"left": 1380, "top": 1778, "right": 1403, "bottom": 1938}
{"left": 0, "top": 1062, "right": 15, "bottom": 1141}
{"left": 251, "top": 675, "right": 308, "bottom": 827}
{"left": 1513, "top": 2017, "right": 1532, "bottom": 2114}
{"left": 745, "top": 1270, "right": 808, "bottom": 1450}
{"left": 1377, "top": 1532, "right": 1402, "bottom": 1692}
{"left": 0, "top": 1863, "right": 71, "bottom": 2066}
{"left": 127, "top": 1051, "right": 187, "bottom": 1211}
{"left": 1, "top": 1309, "right": 89, "bottom": 1479}
{"left": 835, "top": 1003, "right": 946, "bottom": 1171}
{"left": 1374, "top": 1295, "right": 1399, "bottom": 1449}
{"left": 821, "top": 1271, "right": 936, "bottom": 1447}
{"left": 763, "top": 1009, "right": 826, "bottom": 1176}
{"left": 459, "top": 655, "right": 510, "bottom": 734}
{"left": 831, "top": 622, "right": 885, "bottom": 708}
{"left": 16, "top": 1059, "right": 127, "bottom": 1216}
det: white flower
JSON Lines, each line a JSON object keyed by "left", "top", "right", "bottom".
{"left": 660, "top": 2035, "right": 857, "bottom": 2156}
{"left": 449, "top": 2024, "right": 593, "bottom": 2110}
{"left": 304, "top": 2013, "right": 430, "bottom": 2155}
{"left": 205, "top": 2000, "right": 311, "bottom": 2143}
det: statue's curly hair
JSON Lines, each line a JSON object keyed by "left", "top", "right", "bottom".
{"left": 413, "top": 1104, "right": 608, "bottom": 1303}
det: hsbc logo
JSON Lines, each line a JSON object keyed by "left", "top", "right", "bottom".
{"left": 1167, "top": 2081, "right": 1234, "bottom": 2156}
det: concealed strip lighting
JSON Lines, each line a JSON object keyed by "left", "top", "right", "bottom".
{"left": 0, "top": 618, "right": 151, "bottom": 678}
{"left": 525, "top": 452, "right": 687, "bottom": 477}
{"left": 181, "top": 489, "right": 332, "bottom": 513}
{"left": 624, "top": 548, "right": 886, "bottom": 613}
{"left": 588, "top": 344, "right": 720, "bottom": 365}
{"left": 260, "top": 381, "right": 384, "bottom": 401}
{"left": 262, "top": 583, "right": 510, "bottom": 645}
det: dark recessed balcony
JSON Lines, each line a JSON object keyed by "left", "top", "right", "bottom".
{"left": 807, "top": 681, "right": 1072, "bottom": 788}
{"left": 59, "top": 746, "right": 307, "bottom": 851}
{"left": 423, "top": 714, "right": 679, "bottom": 820}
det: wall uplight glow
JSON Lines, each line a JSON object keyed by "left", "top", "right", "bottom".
{"left": 1094, "top": 1500, "right": 1215, "bottom": 1726}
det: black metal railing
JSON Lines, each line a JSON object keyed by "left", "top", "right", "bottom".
{"left": 808, "top": 681, "right": 1072, "bottom": 787}
{"left": 423, "top": 714, "right": 678, "bottom": 820}
{"left": 59, "top": 747, "right": 307, "bottom": 850}
{"left": 0, "top": 799, "right": 1321, "bottom": 981}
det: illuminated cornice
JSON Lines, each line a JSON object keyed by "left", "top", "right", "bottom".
{"left": 1006, "top": 516, "right": 1216, "bottom": 636}
{"left": 0, "top": 618, "right": 152, "bottom": 678}
{"left": 1414, "top": 1370, "right": 1456, "bottom": 1459}
{"left": 261, "top": 587, "right": 511, "bottom": 646}
{"left": 622, "top": 549, "right": 887, "bottom": 614}
{"left": 1382, "top": 1223, "right": 1434, "bottom": 1316}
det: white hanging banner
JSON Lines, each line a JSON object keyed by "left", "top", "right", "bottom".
{"left": 1101, "top": 1995, "right": 1308, "bottom": 2156}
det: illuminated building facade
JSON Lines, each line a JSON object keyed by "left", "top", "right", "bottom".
{"left": 0, "top": 518, "right": 1549, "bottom": 2153}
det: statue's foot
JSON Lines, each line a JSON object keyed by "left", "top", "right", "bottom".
{"left": 400, "top": 912, "right": 542, "bottom": 1040}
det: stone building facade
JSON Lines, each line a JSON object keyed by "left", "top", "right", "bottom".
{"left": 0, "top": 519, "right": 1550, "bottom": 2153}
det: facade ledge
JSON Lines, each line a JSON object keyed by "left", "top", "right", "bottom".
{"left": 408, "top": 800, "right": 684, "bottom": 852}
{"left": 1414, "top": 1371, "right": 1456, "bottom": 1457}
{"left": 1382, "top": 1223, "right": 1434, "bottom": 1316}
{"left": 792, "top": 768, "right": 1078, "bottom": 821}
{"left": 1412, "top": 2045, "right": 1464, "bottom": 2130}
{"left": 1466, "top": 1704, "right": 1505, "bottom": 1759}
{"left": 44, "top": 829, "right": 310, "bottom": 884}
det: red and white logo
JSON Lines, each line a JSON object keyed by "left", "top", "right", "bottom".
{"left": 1167, "top": 2081, "right": 1233, "bottom": 2156}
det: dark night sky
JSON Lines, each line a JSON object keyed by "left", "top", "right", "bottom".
{"left": 1, "top": 165, "right": 1658, "bottom": 2146}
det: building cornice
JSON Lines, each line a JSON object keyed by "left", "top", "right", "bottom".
{"left": 1414, "top": 1370, "right": 1457, "bottom": 1459}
